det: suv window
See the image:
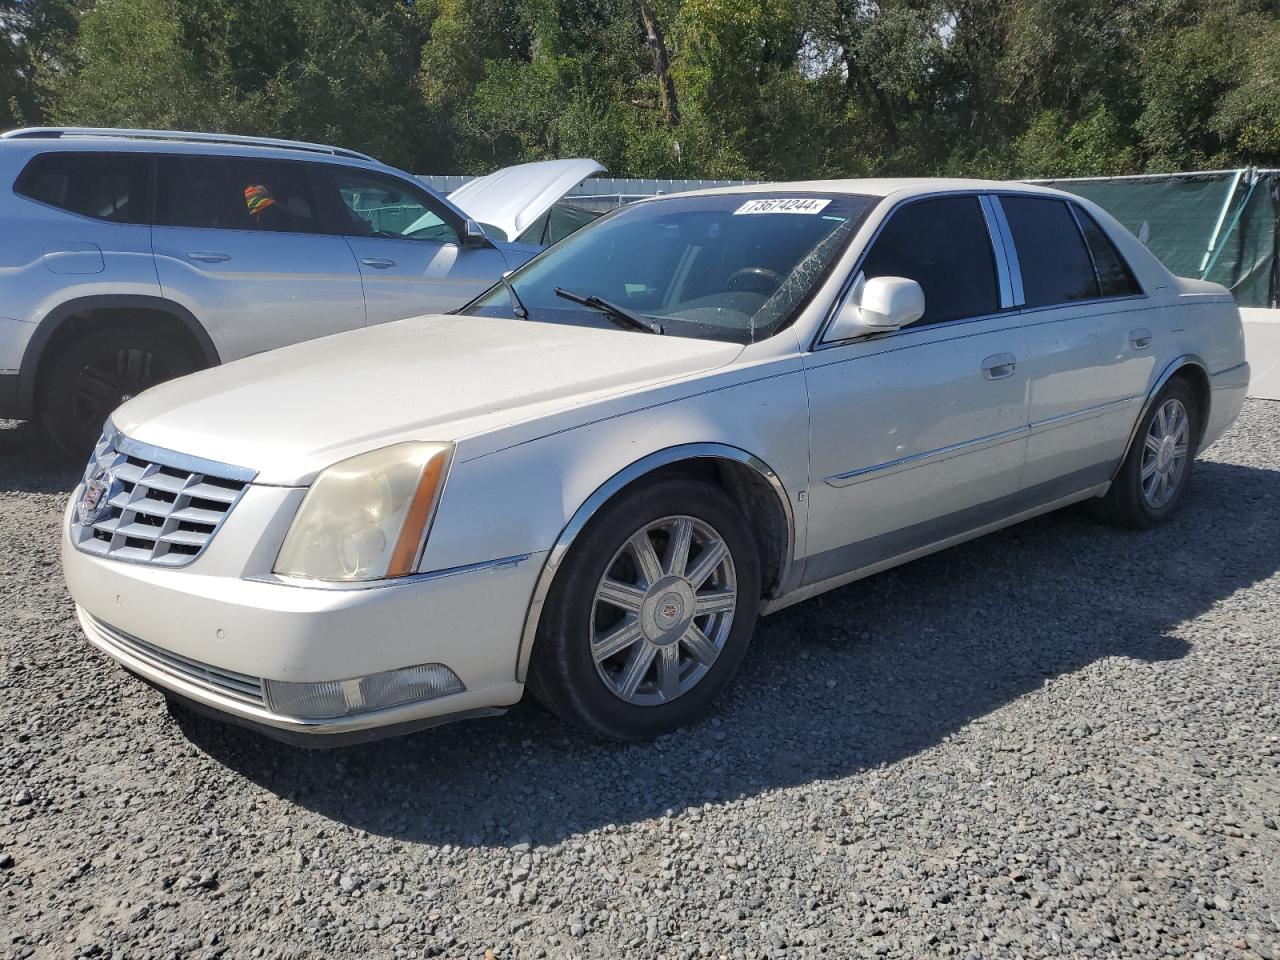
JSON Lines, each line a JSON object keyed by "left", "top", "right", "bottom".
{"left": 1074, "top": 205, "right": 1142, "bottom": 298}
{"left": 155, "top": 155, "right": 322, "bottom": 234}
{"left": 1001, "top": 196, "right": 1099, "bottom": 307}
{"left": 15, "top": 152, "right": 150, "bottom": 224}
{"left": 859, "top": 196, "right": 1000, "bottom": 325}
{"left": 327, "top": 170, "right": 458, "bottom": 244}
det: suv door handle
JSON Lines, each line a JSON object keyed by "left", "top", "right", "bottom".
{"left": 360, "top": 257, "right": 397, "bottom": 269}
{"left": 1129, "top": 328, "right": 1153, "bottom": 349}
{"left": 187, "top": 251, "right": 231, "bottom": 263}
{"left": 982, "top": 353, "right": 1017, "bottom": 380}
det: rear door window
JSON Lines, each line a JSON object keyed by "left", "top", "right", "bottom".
{"left": 859, "top": 196, "right": 1001, "bottom": 325}
{"left": 15, "top": 152, "right": 150, "bottom": 224}
{"left": 1001, "top": 196, "right": 1100, "bottom": 307}
{"left": 1074, "top": 206, "right": 1143, "bottom": 298}
{"left": 155, "top": 155, "right": 323, "bottom": 234}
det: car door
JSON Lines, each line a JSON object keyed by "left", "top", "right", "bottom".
{"left": 150, "top": 154, "right": 366, "bottom": 362}
{"left": 801, "top": 194, "right": 1030, "bottom": 587}
{"left": 320, "top": 167, "right": 509, "bottom": 325}
{"left": 995, "top": 194, "right": 1156, "bottom": 491}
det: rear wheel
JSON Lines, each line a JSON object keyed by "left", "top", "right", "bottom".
{"left": 39, "top": 324, "right": 199, "bottom": 458}
{"left": 527, "top": 477, "right": 761, "bottom": 740}
{"left": 1095, "top": 377, "right": 1200, "bottom": 528}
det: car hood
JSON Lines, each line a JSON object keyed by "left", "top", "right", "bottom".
{"left": 448, "top": 158, "right": 605, "bottom": 243}
{"left": 114, "top": 315, "right": 741, "bottom": 486}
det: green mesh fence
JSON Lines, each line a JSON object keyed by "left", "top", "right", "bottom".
{"left": 1039, "top": 170, "right": 1279, "bottom": 308}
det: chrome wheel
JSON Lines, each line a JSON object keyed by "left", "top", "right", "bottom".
{"left": 1141, "top": 397, "right": 1190, "bottom": 509}
{"left": 590, "top": 515, "right": 737, "bottom": 706}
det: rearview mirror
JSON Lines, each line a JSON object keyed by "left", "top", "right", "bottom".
{"left": 462, "top": 219, "right": 487, "bottom": 247}
{"left": 826, "top": 274, "right": 925, "bottom": 341}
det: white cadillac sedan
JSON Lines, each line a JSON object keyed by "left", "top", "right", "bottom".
{"left": 62, "top": 179, "right": 1249, "bottom": 744}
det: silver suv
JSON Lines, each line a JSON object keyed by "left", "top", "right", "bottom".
{"left": 0, "top": 127, "right": 601, "bottom": 454}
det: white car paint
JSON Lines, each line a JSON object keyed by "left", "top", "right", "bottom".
{"left": 447, "top": 158, "right": 606, "bottom": 242}
{"left": 62, "top": 177, "right": 1250, "bottom": 744}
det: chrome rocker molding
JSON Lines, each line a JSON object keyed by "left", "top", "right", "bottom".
{"left": 514, "top": 443, "right": 796, "bottom": 682}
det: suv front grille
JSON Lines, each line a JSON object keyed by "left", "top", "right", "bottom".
{"left": 70, "top": 428, "right": 256, "bottom": 567}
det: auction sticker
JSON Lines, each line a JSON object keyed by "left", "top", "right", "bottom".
{"left": 734, "top": 198, "right": 831, "bottom": 215}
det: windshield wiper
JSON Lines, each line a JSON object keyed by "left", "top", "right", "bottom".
{"left": 501, "top": 272, "right": 530, "bottom": 320}
{"left": 554, "top": 287, "right": 663, "bottom": 335}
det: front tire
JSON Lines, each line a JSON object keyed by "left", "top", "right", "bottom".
{"left": 1095, "top": 377, "right": 1200, "bottom": 529}
{"left": 527, "top": 477, "right": 761, "bottom": 740}
{"left": 39, "top": 324, "right": 200, "bottom": 458}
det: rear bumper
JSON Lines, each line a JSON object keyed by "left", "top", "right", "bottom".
{"left": 1204, "top": 360, "right": 1250, "bottom": 450}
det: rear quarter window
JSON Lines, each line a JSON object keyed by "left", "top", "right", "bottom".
{"left": 1074, "top": 205, "right": 1143, "bottom": 298}
{"left": 14, "top": 152, "right": 150, "bottom": 224}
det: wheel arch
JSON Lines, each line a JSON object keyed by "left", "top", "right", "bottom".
{"left": 1114, "top": 353, "right": 1211, "bottom": 484}
{"left": 515, "top": 443, "right": 796, "bottom": 682}
{"left": 17, "top": 294, "right": 221, "bottom": 419}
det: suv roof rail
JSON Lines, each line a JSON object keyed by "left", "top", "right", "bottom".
{"left": 0, "top": 127, "right": 379, "bottom": 163}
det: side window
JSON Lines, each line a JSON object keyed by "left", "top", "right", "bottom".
{"left": 15, "top": 152, "right": 150, "bottom": 224}
{"left": 859, "top": 196, "right": 1000, "bottom": 325}
{"left": 1001, "top": 196, "right": 1099, "bottom": 307}
{"left": 155, "top": 156, "right": 322, "bottom": 234}
{"left": 328, "top": 170, "right": 459, "bottom": 244}
{"left": 1074, "top": 206, "right": 1143, "bottom": 298}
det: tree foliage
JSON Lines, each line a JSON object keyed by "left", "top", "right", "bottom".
{"left": 1, "top": 0, "right": 1276, "bottom": 177}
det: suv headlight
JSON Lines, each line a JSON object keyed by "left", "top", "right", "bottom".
{"left": 274, "top": 442, "right": 453, "bottom": 582}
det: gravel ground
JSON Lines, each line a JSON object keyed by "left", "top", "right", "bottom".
{"left": 1, "top": 401, "right": 1278, "bottom": 960}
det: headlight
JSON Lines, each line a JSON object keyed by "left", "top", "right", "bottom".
{"left": 274, "top": 442, "right": 453, "bottom": 582}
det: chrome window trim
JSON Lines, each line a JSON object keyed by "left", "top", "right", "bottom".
{"left": 515, "top": 443, "right": 796, "bottom": 682}
{"left": 986, "top": 196, "right": 1025, "bottom": 306}
{"left": 978, "top": 195, "right": 1016, "bottom": 309}
{"left": 812, "top": 189, "right": 1014, "bottom": 352}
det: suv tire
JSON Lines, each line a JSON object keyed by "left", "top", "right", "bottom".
{"left": 39, "top": 323, "right": 200, "bottom": 458}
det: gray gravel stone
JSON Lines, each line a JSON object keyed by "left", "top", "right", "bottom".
{"left": 2, "top": 403, "right": 1280, "bottom": 958}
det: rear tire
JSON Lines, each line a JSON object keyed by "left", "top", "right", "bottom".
{"left": 1094, "top": 377, "right": 1200, "bottom": 529}
{"left": 527, "top": 477, "right": 761, "bottom": 740}
{"left": 39, "top": 323, "right": 200, "bottom": 459}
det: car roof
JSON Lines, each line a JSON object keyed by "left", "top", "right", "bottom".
{"left": 657, "top": 177, "right": 1076, "bottom": 202}
{"left": 0, "top": 127, "right": 390, "bottom": 173}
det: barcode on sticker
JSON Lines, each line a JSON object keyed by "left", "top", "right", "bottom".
{"left": 734, "top": 198, "right": 831, "bottom": 215}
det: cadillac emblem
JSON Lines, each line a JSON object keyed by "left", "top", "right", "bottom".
{"left": 77, "top": 465, "right": 116, "bottom": 525}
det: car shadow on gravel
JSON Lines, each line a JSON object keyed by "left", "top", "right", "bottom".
{"left": 164, "top": 457, "right": 1280, "bottom": 849}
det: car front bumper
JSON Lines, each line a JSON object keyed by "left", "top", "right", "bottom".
{"left": 62, "top": 500, "right": 544, "bottom": 745}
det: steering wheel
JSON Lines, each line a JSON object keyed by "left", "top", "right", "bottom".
{"left": 726, "top": 266, "right": 780, "bottom": 295}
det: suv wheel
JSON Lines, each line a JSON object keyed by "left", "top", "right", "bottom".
{"left": 40, "top": 324, "right": 199, "bottom": 458}
{"left": 527, "top": 477, "right": 761, "bottom": 740}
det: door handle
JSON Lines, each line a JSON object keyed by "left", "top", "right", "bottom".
{"left": 1129, "top": 328, "right": 1153, "bottom": 349}
{"left": 982, "top": 353, "right": 1017, "bottom": 380}
{"left": 360, "top": 257, "right": 397, "bottom": 269}
{"left": 187, "top": 251, "right": 231, "bottom": 263}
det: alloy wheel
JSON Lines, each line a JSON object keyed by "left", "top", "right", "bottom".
{"left": 590, "top": 515, "right": 737, "bottom": 706}
{"left": 1141, "top": 397, "right": 1190, "bottom": 509}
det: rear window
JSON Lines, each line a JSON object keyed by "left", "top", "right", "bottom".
{"left": 1074, "top": 206, "right": 1143, "bottom": 298}
{"left": 1001, "top": 195, "right": 1099, "bottom": 307}
{"left": 15, "top": 152, "right": 150, "bottom": 224}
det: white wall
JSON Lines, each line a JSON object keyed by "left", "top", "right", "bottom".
{"left": 1242, "top": 308, "right": 1280, "bottom": 401}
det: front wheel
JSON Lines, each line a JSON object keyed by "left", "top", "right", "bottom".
{"left": 1095, "top": 377, "right": 1200, "bottom": 529}
{"left": 527, "top": 477, "right": 761, "bottom": 740}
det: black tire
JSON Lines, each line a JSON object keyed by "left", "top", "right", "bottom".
{"left": 527, "top": 477, "right": 762, "bottom": 740}
{"left": 39, "top": 323, "right": 200, "bottom": 459}
{"left": 1094, "top": 377, "right": 1200, "bottom": 529}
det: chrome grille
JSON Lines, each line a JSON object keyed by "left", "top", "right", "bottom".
{"left": 86, "top": 613, "right": 265, "bottom": 706}
{"left": 70, "top": 427, "right": 256, "bottom": 567}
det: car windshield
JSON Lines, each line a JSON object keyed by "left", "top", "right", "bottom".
{"left": 462, "top": 192, "right": 877, "bottom": 343}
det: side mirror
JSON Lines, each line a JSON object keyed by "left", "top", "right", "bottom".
{"left": 827, "top": 274, "right": 925, "bottom": 341}
{"left": 462, "top": 219, "right": 487, "bottom": 247}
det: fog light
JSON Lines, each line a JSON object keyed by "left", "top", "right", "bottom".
{"left": 264, "top": 664, "right": 465, "bottom": 719}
